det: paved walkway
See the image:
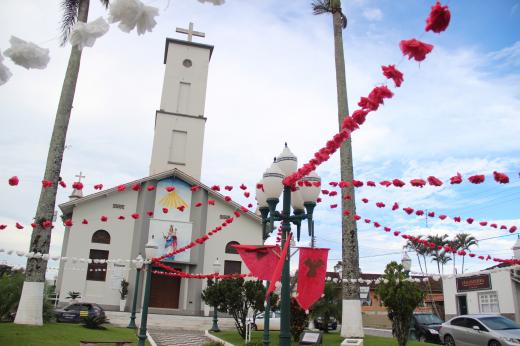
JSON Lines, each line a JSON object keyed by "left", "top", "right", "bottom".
{"left": 363, "top": 327, "right": 393, "bottom": 337}
{"left": 149, "top": 329, "right": 210, "bottom": 346}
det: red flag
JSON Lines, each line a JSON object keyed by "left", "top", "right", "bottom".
{"left": 266, "top": 233, "right": 292, "bottom": 299}
{"left": 233, "top": 245, "right": 280, "bottom": 281}
{"left": 296, "top": 247, "right": 329, "bottom": 311}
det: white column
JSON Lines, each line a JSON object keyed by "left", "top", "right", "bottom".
{"left": 341, "top": 299, "right": 364, "bottom": 338}
{"left": 14, "top": 281, "right": 45, "bottom": 325}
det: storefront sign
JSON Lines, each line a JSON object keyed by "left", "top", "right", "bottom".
{"left": 456, "top": 274, "right": 491, "bottom": 292}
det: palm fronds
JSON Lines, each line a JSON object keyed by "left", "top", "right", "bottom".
{"left": 311, "top": 0, "right": 347, "bottom": 29}
{"left": 60, "top": 0, "right": 80, "bottom": 46}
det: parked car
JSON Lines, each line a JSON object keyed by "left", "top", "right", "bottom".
{"left": 54, "top": 303, "right": 105, "bottom": 322}
{"left": 439, "top": 314, "right": 520, "bottom": 346}
{"left": 412, "top": 312, "right": 443, "bottom": 343}
{"left": 252, "top": 311, "right": 281, "bottom": 331}
{"left": 313, "top": 316, "right": 338, "bottom": 331}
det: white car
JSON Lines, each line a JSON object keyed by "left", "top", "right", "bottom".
{"left": 253, "top": 311, "right": 281, "bottom": 331}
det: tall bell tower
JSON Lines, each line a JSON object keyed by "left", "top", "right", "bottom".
{"left": 149, "top": 22, "right": 213, "bottom": 180}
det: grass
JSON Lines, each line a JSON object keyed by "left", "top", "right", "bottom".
{"left": 211, "top": 330, "right": 437, "bottom": 345}
{"left": 0, "top": 322, "right": 151, "bottom": 346}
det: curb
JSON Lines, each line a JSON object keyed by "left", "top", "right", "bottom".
{"left": 146, "top": 331, "right": 158, "bottom": 346}
{"left": 205, "top": 330, "right": 234, "bottom": 346}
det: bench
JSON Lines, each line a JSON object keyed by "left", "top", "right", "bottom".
{"left": 80, "top": 341, "right": 132, "bottom": 346}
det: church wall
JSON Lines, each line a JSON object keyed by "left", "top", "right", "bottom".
{"left": 58, "top": 189, "right": 139, "bottom": 307}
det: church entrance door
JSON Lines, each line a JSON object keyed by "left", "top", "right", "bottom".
{"left": 149, "top": 267, "right": 181, "bottom": 309}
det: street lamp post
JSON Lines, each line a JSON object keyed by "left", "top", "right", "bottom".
{"left": 210, "top": 258, "right": 221, "bottom": 332}
{"left": 401, "top": 250, "right": 412, "bottom": 276}
{"left": 127, "top": 254, "right": 144, "bottom": 329}
{"left": 256, "top": 144, "right": 321, "bottom": 346}
{"left": 137, "top": 237, "right": 159, "bottom": 346}
{"left": 262, "top": 281, "right": 271, "bottom": 346}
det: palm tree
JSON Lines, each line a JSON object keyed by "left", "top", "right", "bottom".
{"left": 311, "top": 0, "right": 361, "bottom": 338}
{"left": 406, "top": 235, "right": 425, "bottom": 274}
{"left": 15, "top": 0, "right": 110, "bottom": 326}
{"left": 454, "top": 233, "right": 478, "bottom": 273}
{"left": 449, "top": 238, "right": 461, "bottom": 274}
{"left": 427, "top": 234, "right": 450, "bottom": 274}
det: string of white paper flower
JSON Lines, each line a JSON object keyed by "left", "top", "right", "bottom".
{"left": 108, "top": 0, "right": 159, "bottom": 35}
{"left": 197, "top": 0, "right": 226, "bottom": 5}
{"left": 0, "top": 50, "right": 12, "bottom": 85}
{"left": 325, "top": 276, "right": 436, "bottom": 285}
{"left": 69, "top": 17, "right": 110, "bottom": 49}
{"left": 3, "top": 36, "right": 50, "bottom": 70}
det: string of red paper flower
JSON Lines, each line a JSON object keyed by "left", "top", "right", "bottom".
{"left": 149, "top": 260, "right": 249, "bottom": 279}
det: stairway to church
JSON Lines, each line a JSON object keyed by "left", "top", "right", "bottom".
{"left": 149, "top": 329, "right": 211, "bottom": 346}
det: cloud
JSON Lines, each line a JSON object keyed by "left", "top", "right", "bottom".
{"left": 362, "top": 8, "right": 383, "bottom": 21}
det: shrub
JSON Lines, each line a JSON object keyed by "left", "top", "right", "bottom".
{"left": 120, "top": 279, "right": 129, "bottom": 300}
{"left": 81, "top": 315, "right": 109, "bottom": 329}
{"left": 290, "top": 297, "right": 309, "bottom": 341}
{"left": 0, "top": 271, "right": 24, "bottom": 321}
{"left": 66, "top": 291, "right": 81, "bottom": 300}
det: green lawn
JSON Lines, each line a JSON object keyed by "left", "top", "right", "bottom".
{"left": 211, "top": 331, "right": 436, "bottom": 346}
{"left": 0, "top": 322, "right": 151, "bottom": 346}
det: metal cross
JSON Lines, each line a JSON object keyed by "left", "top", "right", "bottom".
{"left": 175, "top": 22, "right": 205, "bottom": 42}
{"left": 75, "top": 171, "right": 86, "bottom": 183}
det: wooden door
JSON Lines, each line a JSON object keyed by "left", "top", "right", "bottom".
{"left": 149, "top": 270, "right": 181, "bottom": 309}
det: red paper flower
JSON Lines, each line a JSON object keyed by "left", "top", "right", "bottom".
{"left": 146, "top": 211, "right": 154, "bottom": 217}
{"left": 239, "top": 184, "right": 247, "bottom": 190}
{"left": 177, "top": 206, "right": 186, "bottom": 212}
{"left": 64, "top": 219, "right": 73, "bottom": 227}
{"left": 147, "top": 185, "right": 155, "bottom": 191}
{"left": 82, "top": 219, "right": 89, "bottom": 225}
{"left": 450, "top": 173, "right": 463, "bottom": 184}
{"left": 59, "top": 181, "right": 67, "bottom": 188}
{"left": 361, "top": 198, "right": 369, "bottom": 203}
{"left": 162, "top": 208, "right": 168, "bottom": 214}
{"left": 8, "top": 176, "right": 19, "bottom": 186}
{"left": 493, "top": 171, "right": 509, "bottom": 184}
{"left": 351, "top": 109, "right": 369, "bottom": 125}
{"left": 400, "top": 39, "right": 434, "bottom": 62}
{"left": 244, "top": 192, "right": 250, "bottom": 198}
{"left": 42, "top": 220, "right": 52, "bottom": 229}
{"left": 428, "top": 211, "right": 435, "bottom": 217}
{"left": 354, "top": 215, "right": 361, "bottom": 221}
{"left": 190, "top": 185, "right": 201, "bottom": 192}
{"left": 117, "top": 185, "right": 126, "bottom": 191}
{"left": 321, "top": 189, "right": 330, "bottom": 195}
{"left": 381, "top": 65, "right": 404, "bottom": 87}
{"left": 380, "top": 180, "right": 392, "bottom": 187}
{"left": 393, "top": 231, "right": 401, "bottom": 236}
{"left": 469, "top": 253, "right": 476, "bottom": 258}
{"left": 195, "top": 202, "right": 203, "bottom": 208}
{"left": 479, "top": 221, "right": 488, "bottom": 226}
{"left": 42, "top": 179, "right": 53, "bottom": 188}
{"left": 233, "top": 210, "right": 241, "bottom": 217}
{"left": 224, "top": 196, "right": 232, "bottom": 202}
{"left": 352, "top": 180, "right": 364, "bottom": 187}
{"left": 376, "top": 202, "right": 385, "bottom": 208}
{"left": 131, "top": 184, "right": 141, "bottom": 191}
{"left": 510, "top": 226, "right": 518, "bottom": 233}
{"left": 374, "top": 222, "right": 381, "bottom": 228}
{"left": 468, "top": 175, "right": 485, "bottom": 184}
{"left": 101, "top": 216, "right": 108, "bottom": 222}
{"left": 208, "top": 200, "right": 215, "bottom": 206}
{"left": 317, "top": 197, "right": 322, "bottom": 203}
{"left": 392, "top": 179, "right": 405, "bottom": 187}
{"left": 212, "top": 185, "right": 221, "bottom": 191}
{"left": 330, "top": 204, "right": 338, "bottom": 209}
{"left": 500, "top": 225, "right": 507, "bottom": 230}
{"left": 31, "top": 223, "right": 37, "bottom": 228}
{"left": 392, "top": 202, "right": 399, "bottom": 211}
{"left": 247, "top": 203, "right": 253, "bottom": 208}
{"left": 344, "top": 195, "right": 351, "bottom": 200}
{"left": 416, "top": 210, "right": 424, "bottom": 216}
{"left": 225, "top": 185, "right": 233, "bottom": 191}
{"left": 403, "top": 207, "right": 414, "bottom": 215}
{"left": 0, "top": 224, "right": 7, "bottom": 230}
{"left": 490, "top": 223, "right": 497, "bottom": 229}
{"left": 329, "top": 191, "right": 338, "bottom": 197}
{"left": 425, "top": 1, "right": 451, "bottom": 33}
{"left": 466, "top": 218, "right": 474, "bottom": 224}
{"left": 341, "top": 116, "right": 360, "bottom": 131}
{"left": 427, "top": 176, "right": 443, "bottom": 186}
{"left": 94, "top": 184, "right": 104, "bottom": 190}
{"left": 118, "top": 216, "right": 125, "bottom": 220}
{"left": 131, "top": 213, "right": 140, "bottom": 219}
{"left": 384, "top": 227, "right": 391, "bottom": 232}
{"left": 453, "top": 216, "right": 461, "bottom": 222}
{"left": 367, "top": 181, "right": 376, "bottom": 187}
{"left": 166, "top": 186, "right": 175, "bottom": 192}
{"left": 410, "top": 179, "right": 426, "bottom": 187}
{"left": 15, "top": 222, "right": 24, "bottom": 229}
{"left": 364, "top": 219, "right": 371, "bottom": 224}
{"left": 72, "top": 181, "right": 84, "bottom": 190}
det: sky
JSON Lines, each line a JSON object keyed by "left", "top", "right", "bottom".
{"left": 0, "top": 0, "right": 519, "bottom": 279}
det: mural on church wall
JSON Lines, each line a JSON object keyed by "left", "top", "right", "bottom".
{"left": 149, "top": 219, "right": 193, "bottom": 263}
{"left": 154, "top": 177, "right": 192, "bottom": 223}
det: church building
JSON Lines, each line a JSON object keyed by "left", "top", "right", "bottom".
{"left": 56, "top": 24, "right": 263, "bottom": 315}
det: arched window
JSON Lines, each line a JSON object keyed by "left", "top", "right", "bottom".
{"left": 91, "top": 230, "right": 111, "bottom": 244}
{"left": 225, "top": 241, "right": 240, "bottom": 254}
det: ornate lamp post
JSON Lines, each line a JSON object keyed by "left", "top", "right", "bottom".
{"left": 401, "top": 250, "right": 412, "bottom": 276}
{"left": 137, "top": 237, "right": 159, "bottom": 346}
{"left": 210, "top": 258, "right": 221, "bottom": 332}
{"left": 256, "top": 144, "right": 321, "bottom": 346}
{"left": 127, "top": 254, "right": 144, "bottom": 329}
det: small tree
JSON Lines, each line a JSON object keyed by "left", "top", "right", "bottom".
{"left": 66, "top": 291, "right": 81, "bottom": 301}
{"left": 310, "top": 281, "right": 341, "bottom": 333}
{"left": 119, "top": 279, "right": 129, "bottom": 300}
{"left": 0, "top": 271, "right": 24, "bottom": 321}
{"left": 202, "top": 278, "right": 268, "bottom": 339}
{"left": 375, "top": 262, "right": 423, "bottom": 346}
{"left": 290, "top": 297, "right": 309, "bottom": 341}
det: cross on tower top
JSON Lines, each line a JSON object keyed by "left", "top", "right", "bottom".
{"left": 175, "top": 22, "right": 205, "bottom": 42}
{"left": 75, "top": 171, "right": 86, "bottom": 183}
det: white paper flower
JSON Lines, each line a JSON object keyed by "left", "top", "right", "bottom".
{"left": 198, "top": 0, "right": 225, "bottom": 5}
{"left": 69, "top": 17, "right": 110, "bottom": 50}
{"left": 0, "top": 51, "right": 12, "bottom": 86}
{"left": 3, "top": 36, "right": 50, "bottom": 69}
{"left": 109, "top": 0, "right": 159, "bottom": 35}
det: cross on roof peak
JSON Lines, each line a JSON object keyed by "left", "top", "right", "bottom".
{"left": 75, "top": 171, "right": 86, "bottom": 182}
{"left": 175, "top": 22, "right": 205, "bottom": 42}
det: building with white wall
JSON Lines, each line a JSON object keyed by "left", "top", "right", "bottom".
{"left": 56, "top": 25, "right": 263, "bottom": 315}
{"left": 442, "top": 238, "right": 520, "bottom": 322}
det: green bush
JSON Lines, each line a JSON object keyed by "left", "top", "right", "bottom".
{"left": 0, "top": 271, "right": 24, "bottom": 321}
{"left": 290, "top": 297, "right": 309, "bottom": 342}
{"left": 201, "top": 341, "right": 224, "bottom": 346}
{"left": 81, "top": 315, "right": 109, "bottom": 330}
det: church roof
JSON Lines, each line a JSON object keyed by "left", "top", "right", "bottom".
{"left": 59, "top": 168, "right": 261, "bottom": 223}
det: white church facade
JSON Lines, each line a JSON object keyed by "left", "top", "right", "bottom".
{"left": 56, "top": 26, "right": 263, "bottom": 315}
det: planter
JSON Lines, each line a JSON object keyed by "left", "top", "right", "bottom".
{"left": 119, "top": 299, "right": 127, "bottom": 312}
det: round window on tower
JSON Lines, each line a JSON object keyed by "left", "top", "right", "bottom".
{"left": 183, "top": 59, "right": 192, "bottom": 68}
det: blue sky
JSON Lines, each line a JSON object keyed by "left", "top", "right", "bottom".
{"left": 0, "top": 0, "right": 519, "bottom": 277}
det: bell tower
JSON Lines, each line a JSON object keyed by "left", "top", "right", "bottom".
{"left": 149, "top": 22, "right": 213, "bottom": 180}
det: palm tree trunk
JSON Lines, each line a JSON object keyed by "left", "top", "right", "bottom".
{"left": 331, "top": 6, "right": 362, "bottom": 339}
{"left": 416, "top": 253, "right": 423, "bottom": 274}
{"left": 462, "top": 255, "right": 465, "bottom": 274}
{"left": 15, "top": 0, "right": 90, "bottom": 325}
{"left": 452, "top": 254, "right": 456, "bottom": 274}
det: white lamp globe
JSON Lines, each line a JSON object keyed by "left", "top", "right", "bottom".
{"left": 262, "top": 161, "right": 284, "bottom": 200}
{"left": 255, "top": 181, "right": 268, "bottom": 208}
{"left": 145, "top": 236, "right": 159, "bottom": 259}
{"left": 401, "top": 251, "right": 412, "bottom": 271}
{"left": 291, "top": 188, "right": 305, "bottom": 212}
{"left": 513, "top": 237, "right": 520, "bottom": 260}
{"left": 135, "top": 254, "right": 144, "bottom": 269}
{"left": 300, "top": 171, "right": 321, "bottom": 203}
{"left": 276, "top": 143, "right": 298, "bottom": 176}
